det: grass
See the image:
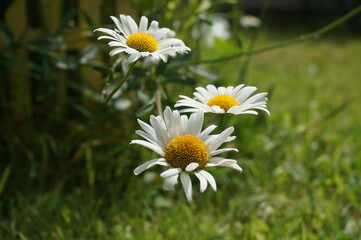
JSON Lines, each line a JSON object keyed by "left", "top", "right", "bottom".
{"left": 2, "top": 15, "right": 361, "bottom": 240}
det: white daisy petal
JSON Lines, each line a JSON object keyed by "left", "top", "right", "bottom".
{"left": 147, "top": 20, "right": 159, "bottom": 36}
{"left": 110, "top": 16, "right": 123, "bottom": 33}
{"left": 229, "top": 107, "right": 258, "bottom": 115}
{"left": 97, "top": 35, "right": 118, "bottom": 41}
{"left": 108, "top": 40, "right": 127, "bottom": 47}
{"left": 154, "top": 28, "right": 171, "bottom": 40}
{"left": 130, "top": 140, "right": 164, "bottom": 155}
{"left": 180, "top": 115, "right": 188, "bottom": 135}
{"left": 178, "top": 108, "right": 203, "bottom": 113}
{"left": 232, "top": 84, "right": 245, "bottom": 94}
{"left": 187, "top": 110, "right": 204, "bottom": 136}
{"left": 158, "top": 38, "right": 186, "bottom": 48}
{"left": 194, "top": 172, "right": 208, "bottom": 192}
{"left": 163, "top": 174, "right": 179, "bottom": 191}
{"left": 206, "top": 85, "right": 219, "bottom": 96}
{"left": 210, "top": 147, "right": 238, "bottom": 156}
{"left": 94, "top": 28, "right": 119, "bottom": 38}
{"left": 150, "top": 116, "right": 169, "bottom": 148}
{"left": 236, "top": 86, "right": 257, "bottom": 103}
{"left": 141, "top": 52, "right": 151, "bottom": 57}
{"left": 207, "top": 159, "right": 237, "bottom": 166}
{"left": 160, "top": 168, "right": 182, "bottom": 178}
{"left": 196, "top": 86, "right": 213, "bottom": 101}
{"left": 208, "top": 157, "right": 242, "bottom": 172}
{"left": 211, "top": 105, "right": 226, "bottom": 113}
{"left": 119, "top": 15, "right": 132, "bottom": 36}
{"left": 154, "top": 52, "right": 167, "bottom": 62}
{"left": 164, "top": 107, "right": 181, "bottom": 139}
{"left": 218, "top": 87, "right": 226, "bottom": 95}
{"left": 207, "top": 127, "right": 234, "bottom": 152}
{"left": 199, "top": 125, "right": 217, "bottom": 141}
{"left": 175, "top": 96, "right": 212, "bottom": 112}
{"left": 135, "top": 130, "right": 157, "bottom": 145}
{"left": 193, "top": 92, "right": 208, "bottom": 103}
{"left": 180, "top": 172, "right": 193, "bottom": 202}
{"left": 134, "top": 158, "right": 168, "bottom": 175}
{"left": 137, "top": 119, "right": 156, "bottom": 138}
{"left": 226, "top": 136, "right": 236, "bottom": 142}
{"left": 227, "top": 163, "right": 243, "bottom": 172}
{"left": 109, "top": 48, "right": 127, "bottom": 56}
{"left": 128, "top": 53, "right": 141, "bottom": 62}
{"left": 225, "top": 86, "right": 235, "bottom": 96}
{"left": 209, "top": 156, "right": 234, "bottom": 162}
{"left": 207, "top": 162, "right": 242, "bottom": 172}
{"left": 185, "top": 162, "right": 199, "bottom": 172}
{"left": 199, "top": 170, "right": 217, "bottom": 191}
{"left": 124, "top": 48, "right": 138, "bottom": 54}
{"left": 260, "top": 108, "right": 270, "bottom": 116}
{"left": 242, "top": 92, "right": 268, "bottom": 105}
{"left": 126, "top": 15, "right": 138, "bottom": 34}
{"left": 138, "top": 16, "right": 148, "bottom": 33}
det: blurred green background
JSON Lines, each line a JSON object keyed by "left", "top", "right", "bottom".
{"left": 1, "top": 0, "right": 361, "bottom": 239}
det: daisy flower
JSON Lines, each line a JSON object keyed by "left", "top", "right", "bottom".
{"left": 131, "top": 107, "right": 242, "bottom": 202}
{"left": 94, "top": 14, "right": 191, "bottom": 62}
{"left": 175, "top": 84, "right": 270, "bottom": 115}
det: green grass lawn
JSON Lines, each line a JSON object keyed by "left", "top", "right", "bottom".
{"left": 2, "top": 23, "right": 361, "bottom": 240}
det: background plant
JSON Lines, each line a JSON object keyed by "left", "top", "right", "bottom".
{"left": 1, "top": 0, "right": 361, "bottom": 239}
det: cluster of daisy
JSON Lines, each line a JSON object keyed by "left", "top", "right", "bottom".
{"left": 95, "top": 14, "right": 269, "bottom": 202}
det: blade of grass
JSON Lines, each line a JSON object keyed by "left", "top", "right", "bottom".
{"left": 0, "top": 165, "right": 11, "bottom": 197}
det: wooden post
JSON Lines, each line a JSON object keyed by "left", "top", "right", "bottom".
{"left": 5, "top": 0, "right": 32, "bottom": 136}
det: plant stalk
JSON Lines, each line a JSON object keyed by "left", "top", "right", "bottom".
{"left": 104, "top": 61, "right": 137, "bottom": 104}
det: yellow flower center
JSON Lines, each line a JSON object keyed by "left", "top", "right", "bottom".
{"left": 126, "top": 32, "right": 158, "bottom": 52}
{"left": 207, "top": 95, "right": 239, "bottom": 111}
{"left": 164, "top": 135, "right": 209, "bottom": 170}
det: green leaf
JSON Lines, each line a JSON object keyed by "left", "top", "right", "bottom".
{"left": 0, "top": 20, "right": 13, "bottom": 45}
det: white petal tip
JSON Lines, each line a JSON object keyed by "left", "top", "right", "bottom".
{"left": 185, "top": 162, "right": 199, "bottom": 172}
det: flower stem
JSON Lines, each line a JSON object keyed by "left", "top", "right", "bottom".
{"left": 217, "top": 114, "right": 227, "bottom": 133}
{"left": 156, "top": 81, "right": 163, "bottom": 117}
{"left": 104, "top": 61, "right": 137, "bottom": 104}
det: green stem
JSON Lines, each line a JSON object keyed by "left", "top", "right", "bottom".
{"left": 217, "top": 114, "right": 226, "bottom": 133}
{"left": 104, "top": 61, "right": 137, "bottom": 104}
{"left": 174, "top": 5, "right": 361, "bottom": 67}
{"left": 155, "top": 80, "right": 163, "bottom": 117}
